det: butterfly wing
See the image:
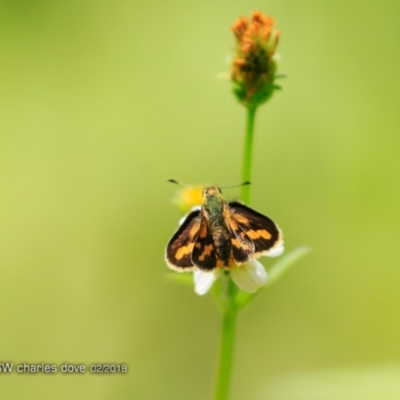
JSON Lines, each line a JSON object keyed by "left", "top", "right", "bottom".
{"left": 223, "top": 207, "right": 255, "bottom": 265}
{"left": 165, "top": 209, "right": 202, "bottom": 271}
{"left": 228, "top": 201, "right": 282, "bottom": 259}
{"left": 192, "top": 211, "right": 218, "bottom": 271}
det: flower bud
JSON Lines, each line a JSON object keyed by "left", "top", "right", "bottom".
{"left": 231, "top": 11, "right": 281, "bottom": 108}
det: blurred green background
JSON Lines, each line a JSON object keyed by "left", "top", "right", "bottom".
{"left": 1, "top": 0, "right": 400, "bottom": 399}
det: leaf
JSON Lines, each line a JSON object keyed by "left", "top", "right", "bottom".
{"left": 266, "top": 246, "right": 311, "bottom": 287}
{"left": 234, "top": 246, "right": 310, "bottom": 309}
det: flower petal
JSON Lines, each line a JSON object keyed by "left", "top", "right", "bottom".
{"left": 178, "top": 206, "right": 201, "bottom": 226}
{"left": 230, "top": 259, "right": 267, "bottom": 293}
{"left": 193, "top": 270, "right": 220, "bottom": 296}
{"left": 266, "top": 242, "right": 284, "bottom": 257}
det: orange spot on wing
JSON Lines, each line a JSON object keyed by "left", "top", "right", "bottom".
{"left": 246, "top": 229, "right": 272, "bottom": 240}
{"left": 198, "top": 222, "right": 208, "bottom": 238}
{"left": 232, "top": 238, "right": 250, "bottom": 250}
{"left": 228, "top": 218, "right": 239, "bottom": 230}
{"left": 234, "top": 214, "right": 250, "bottom": 225}
{"left": 197, "top": 244, "right": 214, "bottom": 261}
{"left": 175, "top": 243, "right": 194, "bottom": 259}
{"left": 231, "top": 238, "right": 240, "bottom": 247}
{"left": 189, "top": 223, "right": 200, "bottom": 238}
{"left": 258, "top": 229, "right": 272, "bottom": 239}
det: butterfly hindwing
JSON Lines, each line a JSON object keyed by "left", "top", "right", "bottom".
{"left": 192, "top": 212, "right": 218, "bottom": 271}
{"left": 228, "top": 201, "right": 282, "bottom": 257}
{"left": 165, "top": 209, "right": 201, "bottom": 271}
{"left": 224, "top": 207, "right": 255, "bottom": 264}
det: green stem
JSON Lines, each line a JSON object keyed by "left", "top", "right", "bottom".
{"left": 214, "top": 278, "right": 237, "bottom": 400}
{"left": 214, "top": 106, "right": 258, "bottom": 399}
{"left": 241, "top": 106, "right": 257, "bottom": 204}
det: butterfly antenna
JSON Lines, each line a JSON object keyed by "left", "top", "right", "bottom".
{"left": 168, "top": 179, "right": 250, "bottom": 189}
{"left": 167, "top": 179, "right": 186, "bottom": 186}
{"left": 168, "top": 179, "right": 197, "bottom": 187}
{"left": 219, "top": 181, "right": 251, "bottom": 189}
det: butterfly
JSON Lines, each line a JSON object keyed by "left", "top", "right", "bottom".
{"left": 165, "top": 185, "right": 283, "bottom": 272}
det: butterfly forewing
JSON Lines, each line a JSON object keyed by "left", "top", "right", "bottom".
{"left": 165, "top": 209, "right": 201, "bottom": 271}
{"left": 228, "top": 202, "right": 282, "bottom": 257}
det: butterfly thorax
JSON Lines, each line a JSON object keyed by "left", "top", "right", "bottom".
{"left": 203, "top": 187, "right": 232, "bottom": 266}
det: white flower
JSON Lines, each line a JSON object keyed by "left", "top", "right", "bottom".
{"left": 193, "top": 255, "right": 282, "bottom": 296}
{"left": 267, "top": 242, "right": 284, "bottom": 257}
{"left": 230, "top": 259, "right": 268, "bottom": 293}
{"left": 193, "top": 269, "right": 221, "bottom": 296}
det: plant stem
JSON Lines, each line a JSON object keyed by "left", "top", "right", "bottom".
{"left": 214, "top": 278, "right": 237, "bottom": 400}
{"left": 241, "top": 106, "right": 257, "bottom": 204}
{"left": 214, "top": 105, "right": 258, "bottom": 400}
